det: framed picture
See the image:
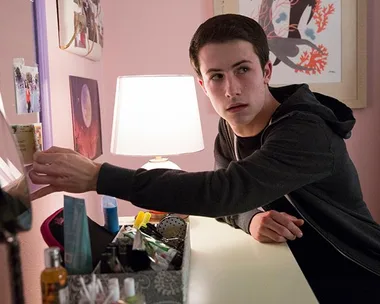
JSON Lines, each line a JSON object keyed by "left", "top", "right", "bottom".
{"left": 69, "top": 76, "right": 103, "bottom": 160}
{"left": 213, "top": 0, "right": 367, "bottom": 108}
{"left": 57, "top": 0, "right": 103, "bottom": 61}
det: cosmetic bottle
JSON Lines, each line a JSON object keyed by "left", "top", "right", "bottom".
{"left": 107, "top": 245, "right": 125, "bottom": 273}
{"left": 107, "top": 278, "right": 120, "bottom": 303}
{"left": 116, "top": 238, "right": 130, "bottom": 268}
{"left": 122, "top": 278, "right": 145, "bottom": 304}
{"left": 100, "top": 252, "right": 113, "bottom": 273}
{"left": 102, "top": 195, "right": 120, "bottom": 234}
{"left": 40, "top": 247, "right": 68, "bottom": 304}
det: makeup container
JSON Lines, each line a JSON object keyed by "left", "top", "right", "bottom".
{"left": 102, "top": 195, "right": 119, "bottom": 234}
{"left": 122, "top": 278, "right": 145, "bottom": 304}
{"left": 107, "top": 278, "right": 120, "bottom": 303}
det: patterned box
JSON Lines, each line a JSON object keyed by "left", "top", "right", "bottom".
{"left": 67, "top": 224, "right": 191, "bottom": 303}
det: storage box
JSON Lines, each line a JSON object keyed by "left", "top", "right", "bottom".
{"left": 67, "top": 223, "right": 191, "bottom": 303}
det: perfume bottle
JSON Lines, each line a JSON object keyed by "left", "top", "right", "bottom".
{"left": 122, "top": 278, "right": 145, "bottom": 304}
{"left": 40, "top": 247, "right": 68, "bottom": 304}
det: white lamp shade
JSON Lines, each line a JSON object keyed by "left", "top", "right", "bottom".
{"left": 111, "top": 75, "right": 204, "bottom": 156}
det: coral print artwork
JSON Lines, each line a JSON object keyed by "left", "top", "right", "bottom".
{"left": 239, "top": 0, "right": 341, "bottom": 84}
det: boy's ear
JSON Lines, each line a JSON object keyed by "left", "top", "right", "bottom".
{"left": 263, "top": 61, "right": 273, "bottom": 85}
{"left": 198, "top": 78, "right": 208, "bottom": 95}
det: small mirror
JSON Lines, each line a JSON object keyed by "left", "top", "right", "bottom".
{"left": 0, "top": 109, "right": 32, "bottom": 239}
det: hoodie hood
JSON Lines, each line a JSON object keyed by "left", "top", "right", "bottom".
{"left": 269, "top": 84, "right": 356, "bottom": 139}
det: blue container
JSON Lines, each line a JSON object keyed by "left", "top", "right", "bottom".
{"left": 102, "top": 195, "right": 119, "bottom": 234}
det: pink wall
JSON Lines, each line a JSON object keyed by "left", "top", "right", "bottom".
{"left": 1, "top": 0, "right": 379, "bottom": 303}
{"left": 0, "top": 1, "right": 38, "bottom": 303}
{"left": 346, "top": 0, "right": 380, "bottom": 222}
{"left": 0, "top": 0, "right": 39, "bottom": 126}
{"left": 13, "top": 0, "right": 105, "bottom": 302}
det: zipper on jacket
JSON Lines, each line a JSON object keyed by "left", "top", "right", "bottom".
{"left": 284, "top": 194, "right": 380, "bottom": 277}
{"left": 229, "top": 115, "right": 380, "bottom": 277}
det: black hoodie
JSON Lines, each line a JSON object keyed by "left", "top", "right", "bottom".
{"left": 97, "top": 84, "right": 380, "bottom": 276}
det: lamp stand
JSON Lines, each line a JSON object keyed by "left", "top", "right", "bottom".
{"left": 141, "top": 156, "right": 180, "bottom": 170}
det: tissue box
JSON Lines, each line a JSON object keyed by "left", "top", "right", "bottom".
{"left": 67, "top": 223, "right": 191, "bottom": 304}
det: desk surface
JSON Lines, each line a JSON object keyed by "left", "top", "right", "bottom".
{"left": 187, "top": 216, "right": 318, "bottom": 304}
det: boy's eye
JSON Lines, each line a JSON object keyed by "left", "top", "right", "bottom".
{"left": 210, "top": 73, "right": 223, "bottom": 81}
{"left": 237, "top": 66, "right": 249, "bottom": 74}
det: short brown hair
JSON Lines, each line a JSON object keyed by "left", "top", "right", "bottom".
{"left": 189, "top": 14, "right": 269, "bottom": 77}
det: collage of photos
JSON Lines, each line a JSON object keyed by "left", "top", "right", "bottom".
{"left": 13, "top": 58, "right": 40, "bottom": 115}
{"left": 73, "top": 0, "right": 104, "bottom": 49}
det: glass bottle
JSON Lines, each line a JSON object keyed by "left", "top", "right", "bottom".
{"left": 40, "top": 247, "right": 68, "bottom": 304}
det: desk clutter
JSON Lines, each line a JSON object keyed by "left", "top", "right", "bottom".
{"left": 40, "top": 195, "right": 191, "bottom": 304}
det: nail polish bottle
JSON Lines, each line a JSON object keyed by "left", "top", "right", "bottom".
{"left": 122, "top": 278, "right": 145, "bottom": 304}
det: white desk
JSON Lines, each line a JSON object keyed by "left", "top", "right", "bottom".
{"left": 187, "top": 216, "right": 318, "bottom": 304}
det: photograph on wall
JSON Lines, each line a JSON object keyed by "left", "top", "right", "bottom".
{"left": 236, "top": 0, "right": 341, "bottom": 84}
{"left": 13, "top": 58, "right": 40, "bottom": 114}
{"left": 57, "top": 0, "right": 103, "bottom": 61}
{"left": 74, "top": 12, "right": 87, "bottom": 48}
{"left": 69, "top": 76, "right": 102, "bottom": 160}
{"left": 11, "top": 123, "right": 43, "bottom": 165}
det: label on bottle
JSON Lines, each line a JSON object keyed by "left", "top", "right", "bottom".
{"left": 41, "top": 282, "right": 68, "bottom": 304}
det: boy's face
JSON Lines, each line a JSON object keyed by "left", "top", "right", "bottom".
{"left": 198, "top": 40, "right": 272, "bottom": 135}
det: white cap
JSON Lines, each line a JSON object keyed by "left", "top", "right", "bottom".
{"left": 123, "top": 278, "right": 136, "bottom": 298}
{"left": 108, "top": 278, "right": 120, "bottom": 301}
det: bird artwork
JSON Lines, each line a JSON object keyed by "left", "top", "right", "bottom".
{"left": 249, "top": 0, "right": 338, "bottom": 78}
{"left": 272, "top": 0, "right": 318, "bottom": 66}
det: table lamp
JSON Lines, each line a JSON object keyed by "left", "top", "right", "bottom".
{"left": 111, "top": 74, "right": 205, "bottom": 219}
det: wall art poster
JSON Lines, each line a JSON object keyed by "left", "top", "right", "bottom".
{"left": 238, "top": 0, "right": 341, "bottom": 84}
{"left": 69, "top": 76, "right": 102, "bottom": 159}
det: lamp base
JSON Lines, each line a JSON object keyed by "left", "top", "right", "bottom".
{"left": 141, "top": 157, "right": 180, "bottom": 170}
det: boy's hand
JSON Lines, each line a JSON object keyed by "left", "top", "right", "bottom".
{"left": 249, "top": 210, "right": 304, "bottom": 243}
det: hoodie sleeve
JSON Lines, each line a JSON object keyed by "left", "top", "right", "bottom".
{"left": 97, "top": 112, "right": 334, "bottom": 217}
{"left": 213, "top": 121, "right": 263, "bottom": 234}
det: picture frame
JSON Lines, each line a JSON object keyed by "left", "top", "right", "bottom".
{"left": 213, "top": 0, "right": 367, "bottom": 108}
{"left": 69, "top": 76, "right": 103, "bottom": 160}
{"left": 57, "top": 0, "right": 103, "bottom": 61}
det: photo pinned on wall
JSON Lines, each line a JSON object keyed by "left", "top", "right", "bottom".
{"left": 13, "top": 58, "right": 40, "bottom": 115}
{"left": 57, "top": 0, "right": 103, "bottom": 61}
{"left": 74, "top": 12, "right": 87, "bottom": 48}
{"left": 69, "top": 76, "right": 103, "bottom": 160}
{"left": 11, "top": 123, "right": 43, "bottom": 165}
